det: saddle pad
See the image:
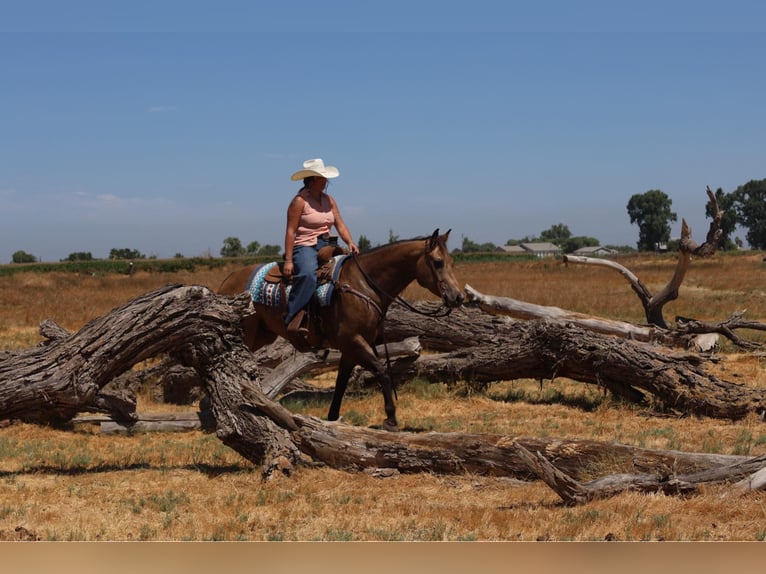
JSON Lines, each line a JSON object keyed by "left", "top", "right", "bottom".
{"left": 246, "top": 255, "right": 349, "bottom": 309}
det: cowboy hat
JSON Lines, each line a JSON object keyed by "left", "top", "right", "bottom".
{"left": 290, "top": 158, "right": 340, "bottom": 181}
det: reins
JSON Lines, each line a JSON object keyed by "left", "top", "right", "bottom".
{"left": 338, "top": 246, "right": 455, "bottom": 400}
{"left": 347, "top": 250, "right": 455, "bottom": 319}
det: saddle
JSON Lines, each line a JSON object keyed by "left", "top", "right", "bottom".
{"left": 263, "top": 245, "right": 348, "bottom": 285}
{"left": 270, "top": 244, "right": 348, "bottom": 351}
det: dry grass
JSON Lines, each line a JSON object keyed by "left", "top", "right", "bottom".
{"left": 2, "top": 253, "right": 766, "bottom": 541}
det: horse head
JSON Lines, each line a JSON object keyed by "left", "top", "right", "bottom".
{"left": 420, "top": 228, "right": 464, "bottom": 308}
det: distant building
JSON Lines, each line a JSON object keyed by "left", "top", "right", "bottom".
{"left": 572, "top": 246, "right": 618, "bottom": 257}
{"left": 498, "top": 245, "right": 527, "bottom": 255}
{"left": 500, "top": 242, "right": 562, "bottom": 258}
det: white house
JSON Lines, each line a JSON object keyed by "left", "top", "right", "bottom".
{"left": 500, "top": 242, "right": 562, "bottom": 258}
{"left": 572, "top": 246, "right": 618, "bottom": 257}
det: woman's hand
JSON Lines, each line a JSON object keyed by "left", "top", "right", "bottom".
{"left": 283, "top": 260, "right": 294, "bottom": 278}
{"left": 348, "top": 242, "right": 359, "bottom": 255}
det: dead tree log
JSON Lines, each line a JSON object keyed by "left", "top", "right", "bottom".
{"left": 675, "top": 312, "right": 766, "bottom": 351}
{"left": 460, "top": 284, "right": 726, "bottom": 353}
{"left": 26, "top": 292, "right": 766, "bottom": 422}
{"left": 515, "top": 444, "right": 766, "bottom": 504}
{"left": 562, "top": 186, "right": 723, "bottom": 329}
{"left": 4, "top": 284, "right": 766, "bottom": 492}
{"left": 384, "top": 303, "right": 766, "bottom": 418}
{"left": 392, "top": 318, "right": 766, "bottom": 418}
{"left": 0, "top": 285, "right": 302, "bottom": 476}
{"left": 462, "top": 285, "right": 658, "bottom": 341}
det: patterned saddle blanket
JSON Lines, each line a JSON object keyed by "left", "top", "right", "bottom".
{"left": 246, "top": 254, "right": 349, "bottom": 309}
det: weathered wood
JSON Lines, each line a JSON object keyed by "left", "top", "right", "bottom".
{"left": 72, "top": 412, "right": 202, "bottom": 424}
{"left": 463, "top": 284, "right": 657, "bottom": 341}
{"left": 733, "top": 467, "right": 766, "bottom": 493}
{"left": 7, "top": 286, "right": 766, "bottom": 427}
{"left": 561, "top": 186, "right": 723, "bottom": 329}
{"left": 513, "top": 441, "right": 697, "bottom": 504}
{"left": 676, "top": 312, "right": 766, "bottom": 350}
{"left": 514, "top": 445, "right": 766, "bottom": 504}
{"left": 288, "top": 416, "right": 761, "bottom": 486}
{"left": 91, "top": 335, "right": 423, "bottom": 408}
{"left": 4, "top": 282, "right": 766, "bottom": 491}
{"left": 389, "top": 313, "right": 766, "bottom": 419}
{"left": 383, "top": 302, "right": 509, "bottom": 351}
{"left": 100, "top": 419, "right": 202, "bottom": 435}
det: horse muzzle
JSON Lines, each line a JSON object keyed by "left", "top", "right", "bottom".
{"left": 440, "top": 285, "right": 465, "bottom": 308}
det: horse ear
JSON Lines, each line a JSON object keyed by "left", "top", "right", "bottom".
{"left": 435, "top": 228, "right": 451, "bottom": 246}
{"left": 429, "top": 229, "right": 440, "bottom": 249}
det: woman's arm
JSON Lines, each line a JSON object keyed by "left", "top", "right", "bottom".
{"left": 328, "top": 195, "right": 358, "bottom": 254}
{"left": 283, "top": 195, "right": 305, "bottom": 278}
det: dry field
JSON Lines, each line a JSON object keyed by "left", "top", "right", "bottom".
{"left": 2, "top": 252, "right": 766, "bottom": 541}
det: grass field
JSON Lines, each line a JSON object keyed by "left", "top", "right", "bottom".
{"left": 1, "top": 252, "right": 766, "bottom": 541}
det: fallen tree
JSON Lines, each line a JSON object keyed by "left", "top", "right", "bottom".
{"left": 2, "top": 283, "right": 766, "bottom": 503}
{"left": 32, "top": 299, "right": 765, "bottom": 419}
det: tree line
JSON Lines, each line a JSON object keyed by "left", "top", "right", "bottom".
{"left": 629, "top": 178, "right": 766, "bottom": 252}
{"left": 459, "top": 177, "right": 766, "bottom": 254}
{"left": 7, "top": 179, "right": 765, "bottom": 264}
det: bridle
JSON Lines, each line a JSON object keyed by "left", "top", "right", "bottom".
{"left": 335, "top": 239, "right": 457, "bottom": 398}
{"left": 345, "top": 240, "right": 456, "bottom": 319}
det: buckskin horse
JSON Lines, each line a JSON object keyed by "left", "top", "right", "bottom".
{"left": 218, "top": 228, "right": 464, "bottom": 431}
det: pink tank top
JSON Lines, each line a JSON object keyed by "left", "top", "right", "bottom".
{"left": 294, "top": 188, "right": 335, "bottom": 246}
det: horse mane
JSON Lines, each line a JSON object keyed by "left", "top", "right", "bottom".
{"left": 360, "top": 235, "right": 437, "bottom": 256}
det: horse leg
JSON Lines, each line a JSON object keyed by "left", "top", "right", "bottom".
{"left": 242, "top": 315, "right": 260, "bottom": 351}
{"left": 375, "top": 366, "right": 398, "bottom": 432}
{"left": 329, "top": 353, "right": 398, "bottom": 431}
{"left": 242, "top": 313, "right": 277, "bottom": 352}
{"left": 327, "top": 354, "right": 354, "bottom": 422}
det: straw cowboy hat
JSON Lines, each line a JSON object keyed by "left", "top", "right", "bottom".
{"left": 290, "top": 158, "right": 340, "bottom": 181}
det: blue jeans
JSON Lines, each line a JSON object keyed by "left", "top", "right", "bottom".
{"left": 285, "top": 237, "right": 328, "bottom": 325}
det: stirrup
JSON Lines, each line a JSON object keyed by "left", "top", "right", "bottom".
{"left": 286, "top": 310, "right": 310, "bottom": 350}
{"left": 286, "top": 310, "right": 308, "bottom": 336}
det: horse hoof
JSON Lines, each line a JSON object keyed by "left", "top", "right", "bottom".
{"left": 382, "top": 420, "right": 399, "bottom": 432}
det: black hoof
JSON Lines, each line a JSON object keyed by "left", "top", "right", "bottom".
{"left": 382, "top": 419, "right": 399, "bottom": 432}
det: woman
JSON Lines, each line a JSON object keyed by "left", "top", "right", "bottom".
{"left": 283, "top": 158, "right": 359, "bottom": 342}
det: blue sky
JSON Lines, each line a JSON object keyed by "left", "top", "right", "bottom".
{"left": 2, "top": 1, "right": 765, "bottom": 262}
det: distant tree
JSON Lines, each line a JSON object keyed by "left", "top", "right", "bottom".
{"left": 388, "top": 229, "right": 400, "bottom": 244}
{"left": 220, "top": 237, "right": 245, "bottom": 258}
{"left": 626, "top": 189, "right": 677, "bottom": 251}
{"left": 174, "top": 253, "right": 185, "bottom": 259}
{"left": 357, "top": 235, "right": 372, "bottom": 253}
{"left": 64, "top": 252, "right": 94, "bottom": 262}
{"left": 730, "top": 178, "right": 766, "bottom": 249}
{"left": 505, "top": 235, "right": 537, "bottom": 246}
{"left": 257, "top": 244, "right": 281, "bottom": 257}
{"left": 11, "top": 250, "right": 36, "bottom": 264}
{"left": 109, "top": 248, "right": 145, "bottom": 260}
{"left": 539, "top": 224, "right": 601, "bottom": 254}
{"left": 539, "top": 223, "right": 572, "bottom": 246}
{"left": 561, "top": 236, "right": 600, "bottom": 254}
{"left": 245, "top": 241, "right": 261, "bottom": 255}
{"left": 705, "top": 187, "right": 738, "bottom": 250}
{"left": 461, "top": 236, "right": 497, "bottom": 253}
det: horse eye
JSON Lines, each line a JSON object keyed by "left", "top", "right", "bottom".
{"left": 432, "top": 259, "right": 444, "bottom": 269}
